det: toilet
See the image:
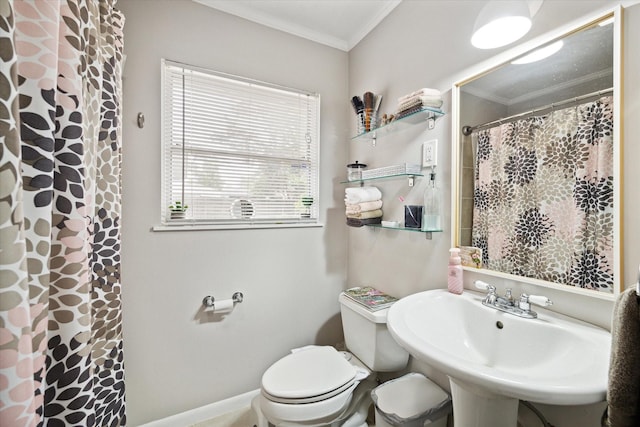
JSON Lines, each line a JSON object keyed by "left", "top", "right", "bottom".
{"left": 254, "top": 292, "right": 410, "bottom": 426}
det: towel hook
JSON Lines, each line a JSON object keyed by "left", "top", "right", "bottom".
{"left": 137, "top": 112, "right": 145, "bottom": 128}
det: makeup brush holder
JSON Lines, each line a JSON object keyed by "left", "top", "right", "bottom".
{"left": 357, "top": 109, "right": 379, "bottom": 134}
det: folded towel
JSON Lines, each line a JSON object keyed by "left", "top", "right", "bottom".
{"left": 345, "top": 200, "right": 383, "bottom": 214}
{"left": 346, "top": 217, "right": 382, "bottom": 227}
{"left": 396, "top": 104, "right": 426, "bottom": 120}
{"left": 398, "top": 88, "right": 441, "bottom": 104}
{"left": 397, "top": 95, "right": 443, "bottom": 112}
{"left": 605, "top": 286, "right": 640, "bottom": 427}
{"left": 346, "top": 209, "right": 383, "bottom": 219}
{"left": 345, "top": 186, "right": 382, "bottom": 204}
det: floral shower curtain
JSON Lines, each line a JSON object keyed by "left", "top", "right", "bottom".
{"left": 0, "top": 1, "right": 126, "bottom": 425}
{"left": 472, "top": 95, "right": 614, "bottom": 292}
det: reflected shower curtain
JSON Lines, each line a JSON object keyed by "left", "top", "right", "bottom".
{"left": 0, "top": 1, "right": 126, "bottom": 425}
{"left": 472, "top": 96, "right": 614, "bottom": 292}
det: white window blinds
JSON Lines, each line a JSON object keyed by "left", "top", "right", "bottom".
{"left": 161, "top": 60, "right": 320, "bottom": 226}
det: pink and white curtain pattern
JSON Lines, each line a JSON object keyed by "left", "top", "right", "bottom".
{"left": 0, "top": 1, "right": 126, "bottom": 425}
{"left": 472, "top": 96, "right": 614, "bottom": 292}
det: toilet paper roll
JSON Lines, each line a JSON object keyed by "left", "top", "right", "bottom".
{"left": 204, "top": 298, "right": 234, "bottom": 313}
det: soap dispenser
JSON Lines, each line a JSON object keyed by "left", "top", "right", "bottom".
{"left": 448, "top": 248, "right": 463, "bottom": 294}
{"left": 422, "top": 171, "right": 442, "bottom": 231}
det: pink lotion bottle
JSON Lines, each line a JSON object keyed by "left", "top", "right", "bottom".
{"left": 448, "top": 248, "right": 463, "bottom": 294}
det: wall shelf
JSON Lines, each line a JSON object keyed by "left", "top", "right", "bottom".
{"left": 366, "top": 224, "right": 443, "bottom": 240}
{"left": 344, "top": 106, "right": 444, "bottom": 239}
{"left": 341, "top": 173, "right": 423, "bottom": 187}
{"left": 352, "top": 107, "right": 445, "bottom": 146}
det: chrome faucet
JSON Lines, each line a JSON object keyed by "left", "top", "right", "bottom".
{"left": 474, "top": 280, "right": 552, "bottom": 319}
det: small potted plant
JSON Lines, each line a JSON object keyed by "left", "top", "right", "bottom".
{"left": 301, "top": 196, "right": 314, "bottom": 218}
{"left": 169, "top": 201, "right": 188, "bottom": 219}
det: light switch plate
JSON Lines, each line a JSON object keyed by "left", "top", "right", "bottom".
{"left": 422, "top": 139, "right": 438, "bottom": 168}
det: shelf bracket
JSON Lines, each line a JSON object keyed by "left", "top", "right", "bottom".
{"left": 427, "top": 117, "right": 435, "bottom": 130}
{"left": 408, "top": 176, "right": 415, "bottom": 187}
{"left": 371, "top": 133, "right": 377, "bottom": 147}
{"left": 424, "top": 232, "right": 433, "bottom": 240}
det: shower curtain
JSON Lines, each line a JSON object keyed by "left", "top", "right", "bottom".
{"left": 0, "top": 1, "right": 126, "bottom": 425}
{"left": 472, "top": 95, "right": 614, "bottom": 292}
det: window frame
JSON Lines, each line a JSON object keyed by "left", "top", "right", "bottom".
{"left": 158, "top": 59, "right": 321, "bottom": 230}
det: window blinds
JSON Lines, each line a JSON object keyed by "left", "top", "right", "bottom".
{"left": 161, "top": 60, "right": 320, "bottom": 225}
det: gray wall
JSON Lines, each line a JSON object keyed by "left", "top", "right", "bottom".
{"left": 348, "top": 0, "right": 633, "bottom": 315}
{"left": 348, "top": 1, "right": 640, "bottom": 426}
{"left": 118, "top": 1, "right": 348, "bottom": 425}
{"left": 118, "top": 0, "right": 640, "bottom": 426}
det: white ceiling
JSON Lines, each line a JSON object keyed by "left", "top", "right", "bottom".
{"left": 193, "top": 0, "right": 402, "bottom": 51}
{"left": 192, "top": 0, "right": 619, "bottom": 107}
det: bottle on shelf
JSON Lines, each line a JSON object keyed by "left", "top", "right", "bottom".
{"left": 448, "top": 248, "right": 464, "bottom": 295}
{"left": 422, "top": 171, "right": 442, "bottom": 231}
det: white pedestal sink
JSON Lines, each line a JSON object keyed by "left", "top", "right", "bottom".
{"left": 386, "top": 289, "right": 611, "bottom": 427}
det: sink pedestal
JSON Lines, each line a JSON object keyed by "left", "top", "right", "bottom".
{"left": 449, "top": 378, "right": 519, "bottom": 427}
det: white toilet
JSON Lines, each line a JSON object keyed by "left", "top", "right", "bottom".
{"left": 254, "top": 292, "right": 410, "bottom": 427}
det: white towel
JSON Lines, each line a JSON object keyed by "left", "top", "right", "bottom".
{"left": 345, "top": 186, "right": 382, "bottom": 204}
{"left": 346, "top": 209, "right": 383, "bottom": 219}
{"left": 345, "top": 200, "right": 383, "bottom": 214}
{"left": 398, "top": 88, "right": 441, "bottom": 104}
{"left": 397, "top": 95, "right": 443, "bottom": 112}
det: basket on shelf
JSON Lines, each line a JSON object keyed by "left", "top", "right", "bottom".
{"left": 361, "top": 163, "right": 422, "bottom": 179}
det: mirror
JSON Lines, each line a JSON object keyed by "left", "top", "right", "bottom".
{"left": 452, "top": 8, "right": 621, "bottom": 298}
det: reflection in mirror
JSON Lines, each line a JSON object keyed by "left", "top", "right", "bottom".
{"left": 453, "top": 10, "right": 620, "bottom": 296}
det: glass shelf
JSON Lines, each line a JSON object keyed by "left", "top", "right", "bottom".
{"left": 366, "top": 224, "right": 443, "bottom": 240}
{"left": 340, "top": 172, "right": 423, "bottom": 185}
{"left": 351, "top": 107, "right": 445, "bottom": 144}
{"left": 367, "top": 224, "right": 443, "bottom": 232}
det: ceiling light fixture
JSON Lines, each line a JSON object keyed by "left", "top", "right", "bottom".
{"left": 471, "top": 0, "right": 533, "bottom": 49}
{"left": 511, "top": 40, "right": 563, "bottom": 64}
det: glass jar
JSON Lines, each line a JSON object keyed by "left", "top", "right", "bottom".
{"left": 347, "top": 161, "right": 367, "bottom": 181}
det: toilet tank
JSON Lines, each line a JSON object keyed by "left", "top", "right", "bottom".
{"left": 339, "top": 293, "right": 409, "bottom": 372}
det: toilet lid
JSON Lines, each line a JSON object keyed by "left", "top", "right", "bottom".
{"left": 261, "top": 346, "right": 357, "bottom": 402}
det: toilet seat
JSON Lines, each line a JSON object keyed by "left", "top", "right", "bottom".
{"left": 261, "top": 346, "right": 357, "bottom": 404}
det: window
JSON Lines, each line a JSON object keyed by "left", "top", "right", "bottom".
{"left": 161, "top": 60, "right": 320, "bottom": 227}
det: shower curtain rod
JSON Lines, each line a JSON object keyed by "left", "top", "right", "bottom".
{"left": 461, "top": 87, "right": 613, "bottom": 136}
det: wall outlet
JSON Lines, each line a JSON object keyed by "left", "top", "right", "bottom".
{"left": 422, "top": 139, "right": 438, "bottom": 168}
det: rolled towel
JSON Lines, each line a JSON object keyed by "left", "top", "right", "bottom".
{"left": 345, "top": 200, "right": 383, "bottom": 214}
{"left": 605, "top": 286, "right": 640, "bottom": 426}
{"left": 345, "top": 186, "right": 382, "bottom": 204}
{"left": 346, "top": 209, "right": 383, "bottom": 219}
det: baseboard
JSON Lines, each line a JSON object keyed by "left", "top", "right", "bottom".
{"left": 138, "top": 389, "right": 260, "bottom": 427}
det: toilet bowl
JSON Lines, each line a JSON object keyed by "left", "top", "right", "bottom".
{"left": 259, "top": 346, "right": 373, "bottom": 426}
{"left": 256, "top": 291, "right": 410, "bottom": 426}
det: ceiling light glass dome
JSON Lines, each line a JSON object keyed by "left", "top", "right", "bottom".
{"left": 471, "top": 1, "right": 532, "bottom": 49}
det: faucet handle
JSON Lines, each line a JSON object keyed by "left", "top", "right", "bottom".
{"left": 528, "top": 294, "right": 553, "bottom": 307}
{"left": 519, "top": 293, "right": 553, "bottom": 312}
{"left": 474, "top": 280, "right": 496, "bottom": 293}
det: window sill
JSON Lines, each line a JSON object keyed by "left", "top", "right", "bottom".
{"left": 152, "top": 222, "right": 324, "bottom": 232}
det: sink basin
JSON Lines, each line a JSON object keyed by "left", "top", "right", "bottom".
{"left": 387, "top": 289, "right": 611, "bottom": 426}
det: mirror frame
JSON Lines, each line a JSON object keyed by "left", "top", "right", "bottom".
{"left": 451, "top": 6, "right": 623, "bottom": 300}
